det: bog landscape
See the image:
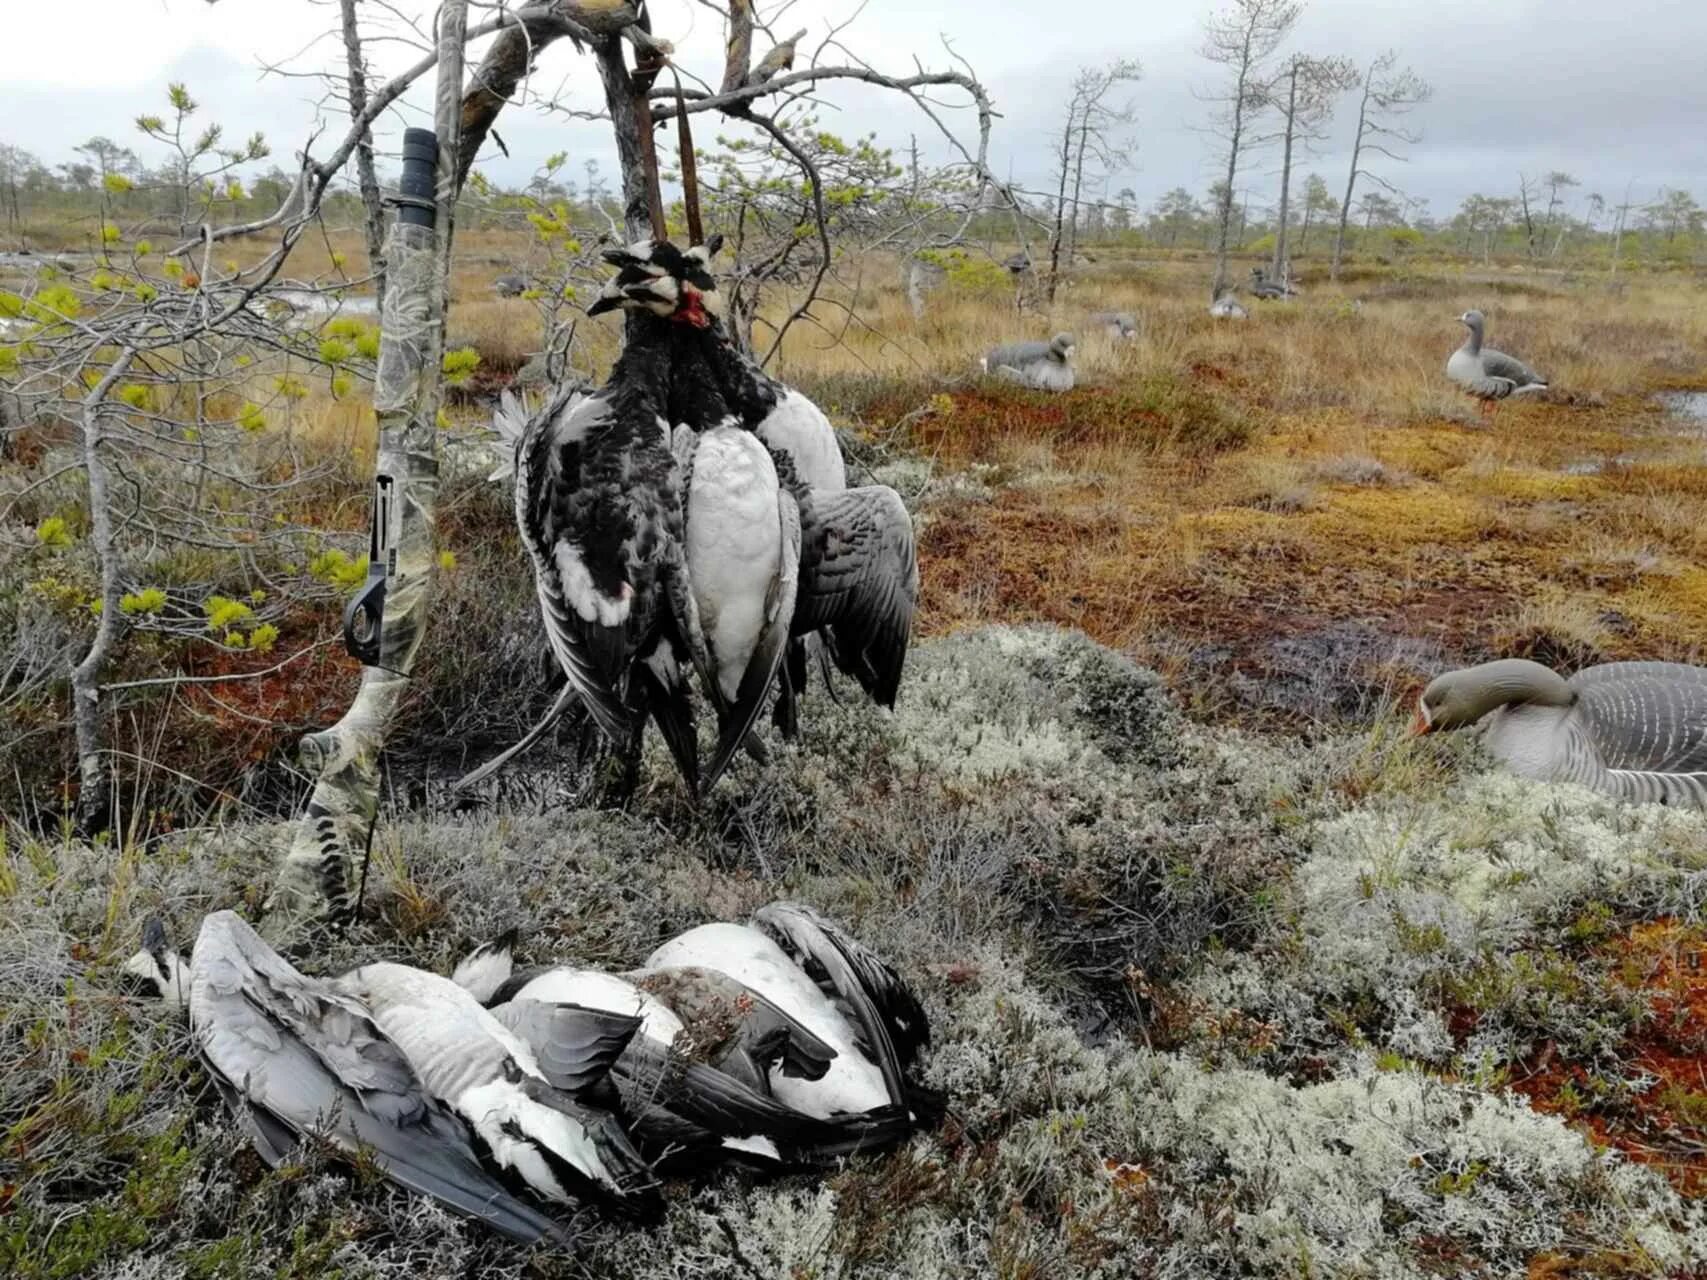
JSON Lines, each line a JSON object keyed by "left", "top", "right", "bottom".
{"left": 5, "top": 1, "right": 1707, "bottom": 1276}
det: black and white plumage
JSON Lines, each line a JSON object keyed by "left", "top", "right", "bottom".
{"left": 1417, "top": 658, "right": 1707, "bottom": 807}
{"left": 646, "top": 904, "right": 938, "bottom": 1122}
{"left": 332, "top": 960, "right": 659, "bottom": 1215}
{"left": 125, "top": 913, "right": 568, "bottom": 1245}
{"left": 1446, "top": 310, "right": 1547, "bottom": 407}
{"left": 584, "top": 235, "right": 918, "bottom": 761}
{"left": 1210, "top": 289, "right": 1248, "bottom": 320}
{"left": 980, "top": 333, "right": 1077, "bottom": 391}
{"left": 454, "top": 950, "right": 910, "bottom": 1167}
{"left": 1248, "top": 268, "right": 1292, "bottom": 300}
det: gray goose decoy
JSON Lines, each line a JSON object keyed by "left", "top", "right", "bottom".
{"left": 1090, "top": 310, "right": 1139, "bottom": 340}
{"left": 981, "top": 332, "right": 1077, "bottom": 391}
{"left": 1209, "top": 289, "right": 1248, "bottom": 320}
{"left": 122, "top": 912, "right": 568, "bottom": 1244}
{"left": 331, "top": 960, "right": 660, "bottom": 1216}
{"left": 1446, "top": 310, "right": 1547, "bottom": 415}
{"left": 452, "top": 939, "right": 910, "bottom": 1167}
{"left": 1415, "top": 658, "right": 1707, "bottom": 807}
{"left": 1248, "top": 268, "right": 1290, "bottom": 300}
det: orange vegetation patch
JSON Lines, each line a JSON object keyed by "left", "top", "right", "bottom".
{"left": 1511, "top": 920, "right": 1707, "bottom": 1198}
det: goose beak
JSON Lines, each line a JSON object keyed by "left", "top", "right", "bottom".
{"left": 1410, "top": 702, "right": 1433, "bottom": 736}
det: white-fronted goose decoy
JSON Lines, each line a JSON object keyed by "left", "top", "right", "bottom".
{"left": 1209, "top": 289, "right": 1248, "bottom": 320}
{"left": 1415, "top": 658, "right": 1707, "bottom": 806}
{"left": 455, "top": 947, "right": 911, "bottom": 1167}
{"left": 1446, "top": 310, "right": 1546, "bottom": 416}
{"left": 646, "top": 903, "right": 938, "bottom": 1124}
{"left": 981, "top": 333, "right": 1077, "bottom": 391}
{"left": 1090, "top": 310, "right": 1139, "bottom": 340}
{"left": 332, "top": 960, "right": 660, "bottom": 1216}
{"left": 123, "top": 913, "right": 568, "bottom": 1244}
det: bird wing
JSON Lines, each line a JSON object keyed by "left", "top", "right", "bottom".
{"left": 704, "top": 490, "right": 800, "bottom": 792}
{"left": 488, "top": 999, "right": 642, "bottom": 1098}
{"left": 189, "top": 913, "right": 567, "bottom": 1245}
{"left": 1481, "top": 347, "right": 1544, "bottom": 388}
{"left": 516, "top": 388, "right": 643, "bottom": 745}
{"left": 1571, "top": 663, "right": 1707, "bottom": 775}
{"left": 984, "top": 341, "right": 1048, "bottom": 370}
{"left": 794, "top": 486, "right": 917, "bottom": 707}
{"left": 750, "top": 903, "right": 926, "bottom": 1111}
{"left": 632, "top": 964, "right": 837, "bottom": 1083}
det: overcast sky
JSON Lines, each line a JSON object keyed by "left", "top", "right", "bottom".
{"left": 8, "top": 0, "right": 1706, "bottom": 222}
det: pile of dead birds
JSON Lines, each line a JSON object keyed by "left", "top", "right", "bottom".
{"left": 477, "top": 233, "right": 917, "bottom": 803}
{"left": 125, "top": 901, "right": 936, "bottom": 1243}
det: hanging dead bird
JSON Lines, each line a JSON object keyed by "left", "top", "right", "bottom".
{"left": 745, "top": 27, "right": 807, "bottom": 87}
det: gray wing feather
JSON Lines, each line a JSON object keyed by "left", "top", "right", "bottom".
{"left": 1572, "top": 663, "right": 1707, "bottom": 775}
{"left": 985, "top": 341, "right": 1049, "bottom": 369}
{"left": 1481, "top": 347, "right": 1544, "bottom": 388}
{"left": 488, "top": 999, "right": 642, "bottom": 1097}
{"left": 794, "top": 487, "right": 917, "bottom": 707}
{"left": 190, "top": 913, "right": 567, "bottom": 1245}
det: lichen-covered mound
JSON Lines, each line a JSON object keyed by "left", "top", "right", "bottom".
{"left": 4, "top": 626, "right": 1705, "bottom": 1277}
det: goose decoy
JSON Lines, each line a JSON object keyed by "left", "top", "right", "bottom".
{"left": 332, "top": 960, "right": 660, "bottom": 1216}
{"left": 492, "top": 273, "right": 527, "bottom": 297}
{"left": 1248, "top": 268, "right": 1290, "bottom": 301}
{"left": 123, "top": 913, "right": 568, "bottom": 1244}
{"left": 1415, "top": 658, "right": 1707, "bottom": 807}
{"left": 1090, "top": 310, "right": 1139, "bottom": 340}
{"left": 1446, "top": 310, "right": 1547, "bottom": 416}
{"left": 1209, "top": 289, "right": 1248, "bottom": 320}
{"left": 980, "top": 333, "right": 1076, "bottom": 391}
{"left": 452, "top": 935, "right": 913, "bottom": 1166}
{"left": 646, "top": 903, "right": 939, "bottom": 1123}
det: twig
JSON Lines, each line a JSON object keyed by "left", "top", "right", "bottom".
{"left": 99, "top": 639, "right": 337, "bottom": 693}
{"left": 450, "top": 683, "right": 582, "bottom": 791}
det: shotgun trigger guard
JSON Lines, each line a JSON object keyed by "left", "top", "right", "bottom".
{"left": 342, "top": 473, "right": 397, "bottom": 666}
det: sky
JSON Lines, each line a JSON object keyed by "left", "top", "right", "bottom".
{"left": 7, "top": 0, "right": 1707, "bottom": 223}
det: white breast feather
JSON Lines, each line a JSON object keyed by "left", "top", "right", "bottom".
{"left": 687, "top": 428, "right": 782, "bottom": 701}
{"left": 758, "top": 390, "right": 846, "bottom": 492}
{"left": 555, "top": 542, "right": 630, "bottom": 626}
{"left": 510, "top": 968, "right": 686, "bottom": 1047}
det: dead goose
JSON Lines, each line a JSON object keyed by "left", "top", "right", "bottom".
{"left": 332, "top": 960, "right": 660, "bottom": 1216}
{"left": 1415, "top": 658, "right": 1707, "bottom": 807}
{"left": 673, "top": 417, "right": 800, "bottom": 792}
{"left": 123, "top": 913, "right": 568, "bottom": 1245}
{"left": 980, "top": 333, "right": 1077, "bottom": 391}
{"left": 453, "top": 940, "right": 909, "bottom": 1166}
{"left": 1446, "top": 310, "right": 1547, "bottom": 415}
{"left": 646, "top": 903, "right": 938, "bottom": 1123}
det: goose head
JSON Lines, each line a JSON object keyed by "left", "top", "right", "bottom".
{"left": 1413, "top": 658, "right": 1575, "bottom": 734}
{"left": 121, "top": 916, "right": 189, "bottom": 1013}
{"left": 1048, "top": 332, "right": 1076, "bottom": 363}
{"left": 587, "top": 234, "right": 725, "bottom": 328}
{"left": 1458, "top": 309, "right": 1485, "bottom": 336}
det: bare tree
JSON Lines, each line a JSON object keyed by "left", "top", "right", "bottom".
{"left": 1262, "top": 52, "right": 1357, "bottom": 283}
{"left": 337, "top": 0, "right": 389, "bottom": 308}
{"left": 1330, "top": 50, "right": 1431, "bottom": 279}
{"left": 1610, "top": 182, "right": 1637, "bottom": 276}
{"left": 1541, "top": 170, "right": 1579, "bottom": 258}
{"left": 1515, "top": 172, "right": 1541, "bottom": 257}
{"left": 1047, "top": 59, "right": 1141, "bottom": 301}
{"left": 1298, "top": 170, "right": 1334, "bottom": 253}
{"left": 1200, "top": 0, "right": 1300, "bottom": 299}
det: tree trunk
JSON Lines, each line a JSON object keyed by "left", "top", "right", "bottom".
{"left": 274, "top": 0, "right": 467, "bottom": 920}
{"left": 1331, "top": 76, "right": 1371, "bottom": 281}
{"left": 340, "top": 0, "right": 388, "bottom": 309}
{"left": 1066, "top": 113, "right": 1091, "bottom": 270}
{"left": 1271, "top": 64, "right": 1297, "bottom": 280}
{"left": 1047, "top": 115, "right": 1073, "bottom": 303}
{"left": 1300, "top": 204, "right": 1312, "bottom": 255}
{"left": 69, "top": 351, "right": 135, "bottom": 834}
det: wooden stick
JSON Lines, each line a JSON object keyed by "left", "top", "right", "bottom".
{"left": 673, "top": 67, "right": 703, "bottom": 246}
